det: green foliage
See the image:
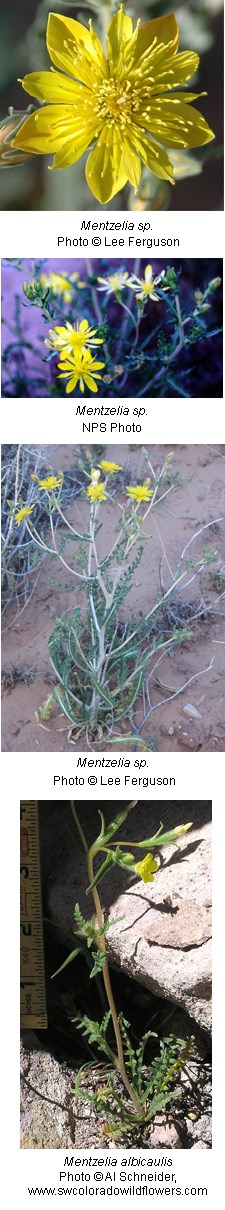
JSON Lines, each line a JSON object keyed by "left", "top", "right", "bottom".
{"left": 72, "top": 1009, "right": 190, "bottom": 1138}
{"left": 52, "top": 803, "right": 196, "bottom": 1139}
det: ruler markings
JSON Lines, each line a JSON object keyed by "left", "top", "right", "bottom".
{"left": 20, "top": 801, "right": 47, "bottom": 1029}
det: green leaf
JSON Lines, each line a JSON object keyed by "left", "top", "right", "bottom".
{"left": 51, "top": 947, "right": 80, "bottom": 979}
{"left": 90, "top": 951, "right": 107, "bottom": 978}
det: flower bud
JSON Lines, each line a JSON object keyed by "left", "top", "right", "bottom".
{"left": 194, "top": 290, "right": 203, "bottom": 303}
{"left": 173, "top": 823, "right": 192, "bottom": 836}
{"left": 208, "top": 277, "right": 221, "bottom": 291}
{"left": 90, "top": 469, "right": 101, "bottom": 483}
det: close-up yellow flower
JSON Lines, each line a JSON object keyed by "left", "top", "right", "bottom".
{"left": 86, "top": 482, "right": 107, "bottom": 502}
{"left": 126, "top": 484, "right": 153, "bottom": 504}
{"left": 129, "top": 264, "right": 167, "bottom": 302}
{"left": 45, "top": 319, "right": 104, "bottom": 359}
{"left": 12, "top": 8, "right": 214, "bottom": 203}
{"left": 134, "top": 854, "right": 158, "bottom": 883}
{"left": 57, "top": 349, "right": 105, "bottom": 395}
{"left": 39, "top": 271, "right": 80, "bottom": 302}
{"left": 36, "top": 474, "right": 63, "bottom": 492}
{"left": 98, "top": 460, "right": 123, "bottom": 474}
{"left": 14, "top": 504, "right": 35, "bottom": 526}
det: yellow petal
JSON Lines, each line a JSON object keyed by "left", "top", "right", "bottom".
{"left": 13, "top": 104, "right": 98, "bottom": 163}
{"left": 84, "top": 377, "right": 99, "bottom": 392}
{"left": 13, "top": 105, "right": 87, "bottom": 154}
{"left": 150, "top": 51, "right": 199, "bottom": 93}
{"left": 18, "top": 70, "right": 84, "bottom": 105}
{"left": 131, "top": 128, "right": 175, "bottom": 183}
{"left": 86, "top": 127, "right": 127, "bottom": 203}
{"left": 66, "top": 378, "right": 77, "bottom": 393}
{"left": 121, "top": 138, "right": 141, "bottom": 190}
{"left": 107, "top": 6, "right": 133, "bottom": 66}
{"left": 47, "top": 12, "right": 107, "bottom": 86}
{"left": 146, "top": 99, "right": 214, "bottom": 148}
{"left": 53, "top": 123, "right": 95, "bottom": 168}
{"left": 133, "top": 13, "right": 178, "bottom": 66}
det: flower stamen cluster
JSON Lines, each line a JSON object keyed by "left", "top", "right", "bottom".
{"left": 45, "top": 318, "right": 104, "bottom": 359}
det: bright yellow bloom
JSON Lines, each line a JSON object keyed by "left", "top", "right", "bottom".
{"left": 135, "top": 854, "right": 158, "bottom": 883}
{"left": 45, "top": 319, "right": 104, "bottom": 359}
{"left": 36, "top": 474, "right": 63, "bottom": 492}
{"left": 14, "top": 504, "right": 34, "bottom": 525}
{"left": 87, "top": 482, "right": 107, "bottom": 502}
{"left": 57, "top": 349, "right": 105, "bottom": 394}
{"left": 39, "top": 272, "right": 80, "bottom": 302}
{"left": 12, "top": 9, "right": 214, "bottom": 203}
{"left": 98, "top": 460, "right": 123, "bottom": 474}
{"left": 126, "top": 484, "right": 153, "bottom": 504}
{"left": 129, "top": 264, "right": 167, "bottom": 302}
{"left": 97, "top": 272, "right": 130, "bottom": 295}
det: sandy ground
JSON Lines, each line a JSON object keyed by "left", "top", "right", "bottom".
{"left": 2, "top": 444, "right": 225, "bottom": 753}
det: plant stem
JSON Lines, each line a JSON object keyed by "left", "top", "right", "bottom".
{"left": 70, "top": 802, "right": 142, "bottom": 1115}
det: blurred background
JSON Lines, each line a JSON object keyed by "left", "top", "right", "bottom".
{"left": 0, "top": 0, "right": 223, "bottom": 211}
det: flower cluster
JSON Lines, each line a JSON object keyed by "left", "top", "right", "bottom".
{"left": 12, "top": 8, "right": 214, "bottom": 204}
{"left": 45, "top": 316, "right": 105, "bottom": 394}
{"left": 97, "top": 265, "right": 167, "bottom": 304}
{"left": 14, "top": 472, "right": 63, "bottom": 525}
{"left": 13, "top": 462, "right": 156, "bottom": 524}
{"left": 40, "top": 271, "right": 84, "bottom": 302}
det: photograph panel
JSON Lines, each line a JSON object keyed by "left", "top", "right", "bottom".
{"left": 20, "top": 799, "right": 212, "bottom": 1149}
{"left": 0, "top": 2, "right": 223, "bottom": 212}
{"left": 1, "top": 257, "right": 223, "bottom": 399}
{"left": 2, "top": 443, "right": 225, "bottom": 753}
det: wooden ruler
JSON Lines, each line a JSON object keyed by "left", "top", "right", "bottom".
{"left": 20, "top": 801, "right": 47, "bottom": 1028}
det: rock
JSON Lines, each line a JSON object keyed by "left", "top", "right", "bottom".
{"left": 185, "top": 1112, "right": 212, "bottom": 1147}
{"left": 20, "top": 1034, "right": 77, "bottom": 1148}
{"left": 183, "top": 704, "right": 202, "bottom": 719}
{"left": 149, "top": 1118, "right": 182, "bottom": 1148}
{"left": 105, "top": 821, "right": 212, "bottom": 1034}
{"left": 192, "top": 1141, "right": 210, "bottom": 1150}
{"left": 39, "top": 803, "right": 212, "bottom": 1034}
{"left": 144, "top": 901, "right": 211, "bottom": 948}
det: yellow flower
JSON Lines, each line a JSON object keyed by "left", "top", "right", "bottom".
{"left": 129, "top": 264, "right": 167, "bottom": 302}
{"left": 14, "top": 504, "right": 34, "bottom": 525}
{"left": 87, "top": 482, "right": 107, "bottom": 502}
{"left": 36, "top": 474, "right": 63, "bottom": 492}
{"left": 45, "top": 319, "right": 104, "bottom": 359}
{"left": 39, "top": 271, "right": 80, "bottom": 303}
{"left": 97, "top": 272, "right": 130, "bottom": 295}
{"left": 126, "top": 483, "right": 153, "bottom": 504}
{"left": 12, "top": 8, "right": 214, "bottom": 203}
{"left": 135, "top": 854, "right": 158, "bottom": 883}
{"left": 57, "top": 349, "right": 105, "bottom": 394}
{"left": 98, "top": 460, "right": 123, "bottom": 474}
